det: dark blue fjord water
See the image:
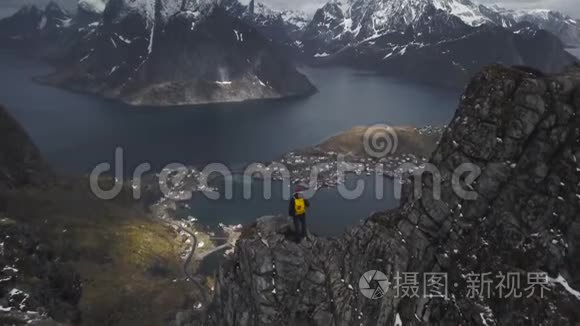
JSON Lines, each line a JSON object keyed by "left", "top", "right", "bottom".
{"left": 0, "top": 50, "right": 460, "bottom": 235}
{"left": 182, "top": 174, "right": 399, "bottom": 236}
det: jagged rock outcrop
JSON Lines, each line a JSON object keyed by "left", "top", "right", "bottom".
{"left": 0, "top": 106, "right": 51, "bottom": 190}
{"left": 203, "top": 64, "right": 580, "bottom": 325}
{"left": 0, "top": 216, "right": 82, "bottom": 325}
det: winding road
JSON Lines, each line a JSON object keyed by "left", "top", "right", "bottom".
{"left": 166, "top": 220, "right": 236, "bottom": 307}
{"left": 168, "top": 221, "right": 208, "bottom": 303}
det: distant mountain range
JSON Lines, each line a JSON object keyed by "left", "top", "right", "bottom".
{"left": 301, "top": 0, "right": 578, "bottom": 87}
{"left": 481, "top": 5, "right": 580, "bottom": 47}
{"left": 302, "top": 0, "right": 580, "bottom": 47}
{"left": 0, "top": 0, "right": 578, "bottom": 104}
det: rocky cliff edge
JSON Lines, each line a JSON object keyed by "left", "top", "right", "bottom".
{"left": 203, "top": 64, "right": 580, "bottom": 326}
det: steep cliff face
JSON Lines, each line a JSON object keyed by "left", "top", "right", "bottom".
{"left": 203, "top": 64, "right": 580, "bottom": 325}
{"left": 0, "top": 107, "right": 202, "bottom": 326}
{"left": 0, "top": 106, "right": 50, "bottom": 190}
{"left": 227, "top": 0, "right": 309, "bottom": 52}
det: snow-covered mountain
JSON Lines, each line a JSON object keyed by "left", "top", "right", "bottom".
{"left": 300, "top": 0, "right": 577, "bottom": 88}
{"left": 246, "top": 1, "right": 309, "bottom": 51}
{"left": 481, "top": 6, "right": 580, "bottom": 46}
{"left": 303, "top": 0, "right": 580, "bottom": 51}
{"left": 218, "top": 0, "right": 309, "bottom": 52}
{"left": 249, "top": 1, "right": 309, "bottom": 36}
{"left": 303, "top": 0, "right": 487, "bottom": 47}
{"left": 34, "top": 0, "right": 315, "bottom": 106}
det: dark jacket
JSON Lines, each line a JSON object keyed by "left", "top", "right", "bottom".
{"left": 289, "top": 194, "right": 310, "bottom": 217}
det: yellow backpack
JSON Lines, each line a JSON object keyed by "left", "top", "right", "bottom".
{"left": 294, "top": 198, "right": 306, "bottom": 215}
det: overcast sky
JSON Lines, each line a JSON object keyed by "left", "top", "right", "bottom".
{"left": 1, "top": 0, "right": 579, "bottom": 18}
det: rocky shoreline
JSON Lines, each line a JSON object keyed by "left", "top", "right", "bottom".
{"left": 36, "top": 69, "right": 318, "bottom": 108}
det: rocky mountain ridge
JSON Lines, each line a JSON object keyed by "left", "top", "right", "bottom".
{"left": 199, "top": 64, "right": 580, "bottom": 325}
{"left": 0, "top": 106, "right": 51, "bottom": 191}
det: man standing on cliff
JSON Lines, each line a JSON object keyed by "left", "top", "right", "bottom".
{"left": 289, "top": 186, "right": 310, "bottom": 242}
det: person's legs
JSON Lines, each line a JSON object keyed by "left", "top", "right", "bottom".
{"left": 293, "top": 216, "right": 301, "bottom": 241}
{"left": 299, "top": 215, "right": 307, "bottom": 239}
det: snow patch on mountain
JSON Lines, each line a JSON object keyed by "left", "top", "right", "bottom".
{"left": 549, "top": 274, "right": 580, "bottom": 300}
{"left": 79, "top": 0, "right": 109, "bottom": 14}
{"left": 281, "top": 10, "right": 309, "bottom": 29}
{"left": 160, "top": 0, "right": 183, "bottom": 21}
{"left": 107, "top": 0, "right": 186, "bottom": 24}
{"left": 432, "top": 0, "right": 489, "bottom": 26}
{"left": 249, "top": 1, "right": 309, "bottom": 30}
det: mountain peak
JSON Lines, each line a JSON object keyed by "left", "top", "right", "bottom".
{"left": 248, "top": 0, "right": 255, "bottom": 15}
{"left": 45, "top": 1, "right": 65, "bottom": 12}
{"left": 103, "top": 0, "right": 229, "bottom": 25}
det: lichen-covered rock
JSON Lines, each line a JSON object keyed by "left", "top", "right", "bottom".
{"left": 0, "top": 216, "right": 81, "bottom": 325}
{"left": 204, "top": 64, "right": 580, "bottom": 325}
